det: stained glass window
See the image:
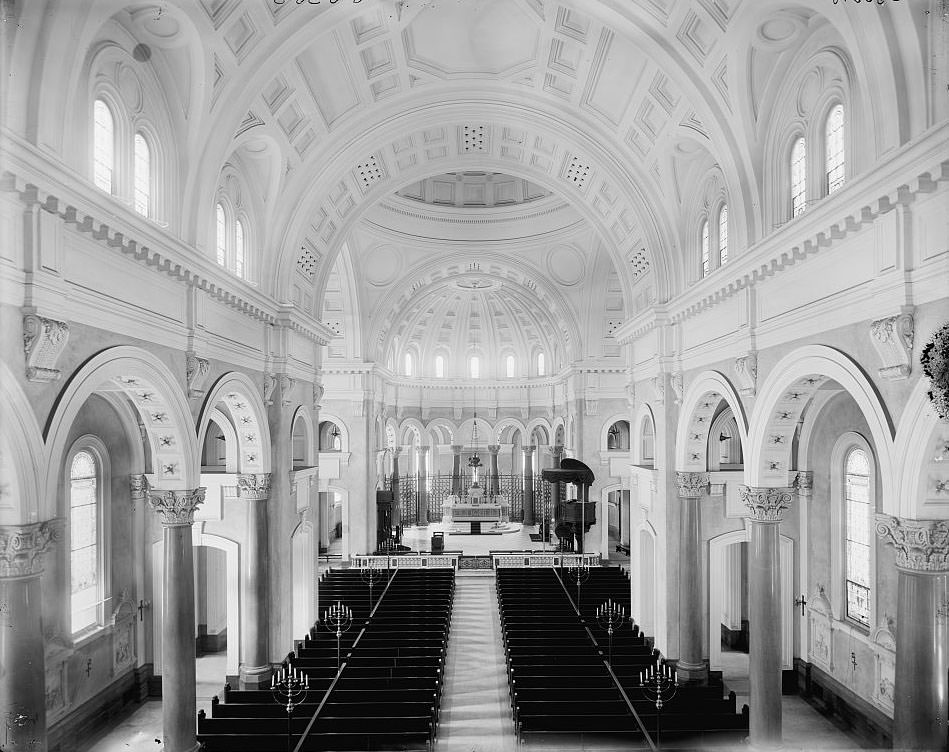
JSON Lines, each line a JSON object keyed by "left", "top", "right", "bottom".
{"left": 718, "top": 205, "right": 728, "bottom": 267}
{"left": 93, "top": 100, "right": 114, "bottom": 193}
{"left": 791, "top": 137, "right": 806, "bottom": 217}
{"left": 825, "top": 104, "right": 845, "bottom": 194}
{"left": 701, "top": 220, "right": 710, "bottom": 278}
{"left": 134, "top": 133, "right": 150, "bottom": 216}
{"left": 845, "top": 447, "right": 870, "bottom": 626}
{"left": 70, "top": 450, "right": 99, "bottom": 632}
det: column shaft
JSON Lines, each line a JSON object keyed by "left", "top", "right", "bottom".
{"left": 678, "top": 496, "right": 705, "bottom": 679}
{"left": 522, "top": 447, "right": 535, "bottom": 526}
{"left": 162, "top": 523, "right": 198, "bottom": 752}
{"left": 418, "top": 447, "right": 430, "bottom": 526}
{"left": 391, "top": 450, "right": 402, "bottom": 530}
{"left": 0, "top": 574, "right": 47, "bottom": 750}
{"left": 238, "top": 473, "right": 271, "bottom": 689}
{"left": 450, "top": 446, "right": 463, "bottom": 495}
{"left": 487, "top": 445, "right": 501, "bottom": 496}
{"left": 747, "top": 519, "right": 782, "bottom": 746}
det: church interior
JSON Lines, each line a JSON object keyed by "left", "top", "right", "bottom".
{"left": 1, "top": 0, "right": 948, "bottom": 750}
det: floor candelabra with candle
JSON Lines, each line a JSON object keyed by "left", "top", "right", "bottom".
{"left": 596, "top": 599, "right": 626, "bottom": 666}
{"left": 323, "top": 600, "right": 353, "bottom": 668}
{"left": 271, "top": 660, "right": 309, "bottom": 752}
{"left": 639, "top": 659, "right": 678, "bottom": 750}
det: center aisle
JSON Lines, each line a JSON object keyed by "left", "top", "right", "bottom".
{"left": 437, "top": 572, "right": 517, "bottom": 752}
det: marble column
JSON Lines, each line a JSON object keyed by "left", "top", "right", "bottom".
{"left": 0, "top": 521, "right": 59, "bottom": 752}
{"left": 237, "top": 473, "right": 271, "bottom": 689}
{"left": 450, "top": 445, "right": 463, "bottom": 495}
{"left": 739, "top": 485, "right": 793, "bottom": 749}
{"left": 487, "top": 445, "right": 501, "bottom": 496}
{"left": 876, "top": 515, "right": 949, "bottom": 751}
{"left": 522, "top": 446, "right": 536, "bottom": 526}
{"left": 417, "top": 446, "right": 430, "bottom": 526}
{"left": 675, "top": 471, "right": 709, "bottom": 682}
{"left": 147, "top": 486, "right": 206, "bottom": 752}
{"left": 391, "top": 447, "right": 402, "bottom": 530}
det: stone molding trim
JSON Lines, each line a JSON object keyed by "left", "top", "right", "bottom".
{"left": 23, "top": 313, "right": 70, "bottom": 382}
{"left": 653, "top": 375, "right": 666, "bottom": 406}
{"left": 675, "top": 471, "right": 710, "bottom": 498}
{"left": 146, "top": 486, "right": 206, "bottom": 527}
{"left": 734, "top": 352, "right": 758, "bottom": 396}
{"left": 869, "top": 312, "right": 914, "bottom": 381}
{"left": 671, "top": 372, "right": 684, "bottom": 405}
{"left": 263, "top": 374, "right": 277, "bottom": 406}
{"left": 279, "top": 375, "right": 296, "bottom": 408}
{"left": 875, "top": 514, "right": 949, "bottom": 572}
{"left": 738, "top": 485, "right": 793, "bottom": 522}
{"left": 237, "top": 473, "right": 272, "bottom": 501}
{"left": 185, "top": 351, "right": 211, "bottom": 399}
{"left": 0, "top": 520, "right": 61, "bottom": 577}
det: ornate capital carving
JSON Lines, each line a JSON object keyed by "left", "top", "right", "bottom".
{"left": 417, "top": 445, "right": 430, "bottom": 456}
{"left": 734, "top": 352, "right": 758, "bottom": 396}
{"left": 263, "top": 374, "right": 277, "bottom": 406}
{"left": 738, "top": 486, "right": 793, "bottom": 522}
{"left": 675, "top": 471, "right": 709, "bottom": 498}
{"left": 23, "top": 314, "right": 70, "bottom": 382}
{"left": 522, "top": 446, "right": 536, "bottom": 457}
{"left": 312, "top": 382, "right": 324, "bottom": 406}
{"left": 875, "top": 514, "right": 949, "bottom": 572}
{"left": 146, "top": 486, "right": 205, "bottom": 527}
{"left": 869, "top": 312, "right": 914, "bottom": 381}
{"left": 670, "top": 372, "right": 684, "bottom": 405}
{"left": 652, "top": 375, "right": 665, "bottom": 406}
{"left": 129, "top": 474, "right": 147, "bottom": 497}
{"left": 792, "top": 471, "right": 814, "bottom": 497}
{"left": 487, "top": 444, "right": 501, "bottom": 455}
{"left": 451, "top": 445, "right": 463, "bottom": 456}
{"left": 279, "top": 375, "right": 296, "bottom": 408}
{"left": 625, "top": 382, "right": 636, "bottom": 409}
{"left": 237, "top": 473, "right": 272, "bottom": 501}
{"left": 0, "top": 520, "right": 61, "bottom": 578}
{"left": 186, "top": 352, "right": 211, "bottom": 399}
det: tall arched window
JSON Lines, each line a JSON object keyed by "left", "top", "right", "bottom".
{"left": 435, "top": 355, "right": 445, "bottom": 378}
{"left": 403, "top": 352, "right": 414, "bottom": 377}
{"left": 506, "top": 355, "right": 516, "bottom": 378}
{"left": 718, "top": 205, "right": 728, "bottom": 266}
{"left": 215, "top": 204, "right": 227, "bottom": 266}
{"left": 70, "top": 449, "right": 101, "bottom": 633}
{"left": 469, "top": 355, "right": 480, "bottom": 379}
{"left": 537, "top": 352, "right": 546, "bottom": 376}
{"left": 700, "top": 220, "right": 710, "bottom": 278}
{"left": 790, "top": 137, "right": 806, "bottom": 217}
{"left": 235, "top": 219, "right": 246, "bottom": 279}
{"left": 93, "top": 99, "right": 115, "bottom": 193}
{"left": 133, "top": 133, "right": 151, "bottom": 217}
{"left": 641, "top": 416, "right": 655, "bottom": 465}
{"left": 845, "top": 447, "right": 871, "bottom": 626}
{"left": 825, "top": 104, "right": 845, "bottom": 194}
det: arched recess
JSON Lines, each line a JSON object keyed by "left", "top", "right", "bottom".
{"left": 197, "top": 373, "right": 272, "bottom": 475}
{"left": 327, "top": 485, "right": 350, "bottom": 562}
{"left": 318, "top": 412, "right": 349, "bottom": 453}
{"left": 632, "top": 402, "right": 658, "bottom": 466}
{"left": 708, "top": 529, "right": 794, "bottom": 672}
{"left": 45, "top": 347, "right": 197, "bottom": 515}
{"left": 636, "top": 521, "right": 658, "bottom": 640}
{"left": 601, "top": 414, "right": 632, "bottom": 452}
{"left": 202, "top": 407, "right": 238, "bottom": 472}
{"left": 675, "top": 371, "right": 748, "bottom": 472}
{"left": 525, "top": 418, "right": 552, "bottom": 446}
{"left": 398, "top": 418, "right": 426, "bottom": 448}
{"left": 0, "top": 361, "right": 46, "bottom": 524}
{"left": 600, "top": 482, "right": 625, "bottom": 558}
{"left": 151, "top": 532, "right": 240, "bottom": 676}
{"left": 291, "top": 519, "right": 315, "bottom": 638}
{"left": 425, "top": 418, "right": 457, "bottom": 446}
{"left": 291, "top": 406, "right": 315, "bottom": 468}
{"left": 494, "top": 417, "right": 527, "bottom": 445}
{"left": 746, "top": 346, "right": 894, "bottom": 506}
{"left": 893, "top": 378, "right": 949, "bottom": 520}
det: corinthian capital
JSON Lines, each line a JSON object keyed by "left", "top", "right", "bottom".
{"left": 146, "top": 487, "right": 205, "bottom": 527}
{"left": 875, "top": 515, "right": 949, "bottom": 572}
{"left": 675, "top": 471, "right": 709, "bottom": 498}
{"left": 237, "top": 473, "right": 272, "bottom": 501}
{"left": 0, "top": 520, "right": 62, "bottom": 577}
{"left": 739, "top": 486, "right": 793, "bottom": 523}
{"left": 23, "top": 314, "right": 70, "bottom": 382}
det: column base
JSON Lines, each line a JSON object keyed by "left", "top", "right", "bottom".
{"left": 675, "top": 659, "right": 708, "bottom": 683}
{"left": 239, "top": 664, "right": 273, "bottom": 690}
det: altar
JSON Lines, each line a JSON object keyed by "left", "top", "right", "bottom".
{"left": 445, "top": 485, "right": 508, "bottom": 533}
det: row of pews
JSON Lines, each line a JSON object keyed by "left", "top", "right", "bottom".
{"left": 498, "top": 566, "right": 748, "bottom": 748}
{"left": 197, "top": 567, "right": 455, "bottom": 751}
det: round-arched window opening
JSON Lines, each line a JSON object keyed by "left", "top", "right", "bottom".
{"left": 607, "top": 420, "right": 630, "bottom": 451}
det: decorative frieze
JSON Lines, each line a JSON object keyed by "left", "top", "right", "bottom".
{"left": 186, "top": 352, "right": 211, "bottom": 399}
{"left": 23, "top": 314, "right": 70, "bottom": 382}
{"left": 237, "top": 473, "right": 272, "bottom": 501}
{"left": 146, "top": 486, "right": 206, "bottom": 527}
{"left": 675, "top": 471, "right": 709, "bottom": 498}
{"left": 734, "top": 352, "right": 757, "bottom": 396}
{"left": 0, "top": 520, "right": 61, "bottom": 577}
{"left": 875, "top": 514, "right": 949, "bottom": 572}
{"left": 869, "top": 312, "right": 914, "bottom": 380}
{"left": 738, "top": 485, "right": 793, "bottom": 522}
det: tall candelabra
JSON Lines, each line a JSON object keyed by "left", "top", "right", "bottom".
{"left": 565, "top": 561, "right": 590, "bottom": 610}
{"left": 639, "top": 660, "right": 678, "bottom": 750}
{"left": 360, "top": 563, "right": 386, "bottom": 610}
{"left": 271, "top": 661, "right": 309, "bottom": 752}
{"left": 323, "top": 600, "right": 353, "bottom": 668}
{"left": 596, "top": 599, "right": 626, "bottom": 666}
